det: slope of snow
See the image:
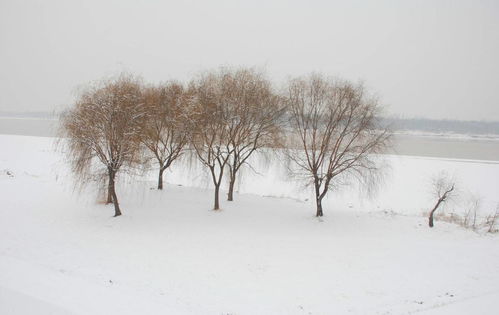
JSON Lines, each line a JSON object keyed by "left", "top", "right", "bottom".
{"left": 0, "top": 134, "right": 498, "bottom": 314}
{"left": 0, "top": 285, "right": 72, "bottom": 315}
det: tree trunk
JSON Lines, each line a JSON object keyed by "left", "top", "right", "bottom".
{"left": 314, "top": 179, "right": 323, "bottom": 217}
{"left": 227, "top": 172, "right": 236, "bottom": 201}
{"left": 428, "top": 200, "right": 442, "bottom": 227}
{"left": 209, "top": 165, "right": 223, "bottom": 210}
{"left": 108, "top": 169, "right": 121, "bottom": 217}
{"left": 429, "top": 185, "right": 454, "bottom": 228}
{"left": 106, "top": 180, "right": 113, "bottom": 204}
{"left": 214, "top": 184, "right": 220, "bottom": 210}
{"left": 158, "top": 167, "right": 164, "bottom": 190}
{"left": 316, "top": 198, "right": 324, "bottom": 217}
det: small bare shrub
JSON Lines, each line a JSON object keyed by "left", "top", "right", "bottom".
{"left": 434, "top": 212, "right": 462, "bottom": 226}
{"left": 485, "top": 205, "right": 499, "bottom": 233}
{"left": 432, "top": 198, "right": 499, "bottom": 234}
{"left": 463, "top": 195, "right": 481, "bottom": 230}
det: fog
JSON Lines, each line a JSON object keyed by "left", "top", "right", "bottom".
{"left": 1, "top": 0, "right": 498, "bottom": 120}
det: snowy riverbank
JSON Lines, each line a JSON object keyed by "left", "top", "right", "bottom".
{"left": 1, "top": 134, "right": 498, "bottom": 314}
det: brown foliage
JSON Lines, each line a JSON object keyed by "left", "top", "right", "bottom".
{"left": 141, "top": 82, "right": 195, "bottom": 190}
{"left": 219, "top": 68, "right": 285, "bottom": 201}
{"left": 60, "top": 74, "right": 147, "bottom": 216}
{"left": 189, "top": 67, "right": 285, "bottom": 208}
{"left": 189, "top": 71, "right": 234, "bottom": 210}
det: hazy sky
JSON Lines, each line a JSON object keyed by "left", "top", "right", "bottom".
{"left": 1, "top": 0, "right": 498, "bottom": 120}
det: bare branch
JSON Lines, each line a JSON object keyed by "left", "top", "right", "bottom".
{"left": 285, "top": 74, "right": 391, "bottom": 217}
{"left": 59, "top": 73, "right": 147, "bottom": 216}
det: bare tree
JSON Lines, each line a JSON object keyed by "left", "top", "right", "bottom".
{"left": 220, "top": 68, "right": 285, "bottom": 201}
{"left": 60, "top": 74, "right": 146, "bottom": 217}
{"left": 286, "top": 74, "right": 390, "bottom": 217}
{"left": 463, "top": 194, "right": 481, "bottom": 229}
{"left": 486, "top": 204, "right": 499, "bottom": 233}
{"left": 428, "top": 173, "right": 455, "bottom": 227}
{"left": 141, "top": 82, "right": 193, "bottom": 190}
{"left": 189, "top": 73, "right": 234, "bottom": 210}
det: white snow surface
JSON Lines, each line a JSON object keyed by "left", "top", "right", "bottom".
{"left": 0, "top": 134, "right": 498, "bottom": 314}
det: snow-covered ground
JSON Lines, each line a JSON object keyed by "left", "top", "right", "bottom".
{"left": 1, "top": 134, "right": 498, "bottom": 314}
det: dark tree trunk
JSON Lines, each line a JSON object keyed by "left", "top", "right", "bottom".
{"left": 228, "top": 152, "right": 240, "bottom": 201}
{"left": 209, "top": 165, "right": 224, "bottom": 210}
{"left": 214, "top": 184, "right": 220, "bottom": 210}
{"left": 314, "top": 179, "right": 324, "bottom": 217}
{"left": 428, "top": 200, "right": 443, "bottom": 228}
{"left": 158, "top": 167, "right": 164, "bottom": 190}
{"left": 106, "top": 181, "right": 113, "bottom": 204}
{"left": 108, "top": 169, "right": 121, "bottom": 217}
{"left": 316, "top": 198, "right": 324, "bottom": 217}
{"left": 227, "top": 172, "right": 236, "bottom": 201}
{"left": 429, "top": 185, "right": 454, "bottom": 228}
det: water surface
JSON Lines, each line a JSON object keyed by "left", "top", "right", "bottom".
{"left": 1, "top": 118, "right": 498, "bottom": 162}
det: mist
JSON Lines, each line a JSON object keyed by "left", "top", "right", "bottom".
{"left": 1, "top": 0, "right": 498, "bottom": 120}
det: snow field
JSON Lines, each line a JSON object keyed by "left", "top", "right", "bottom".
{"left": 0, "top": 135, "right": 498, "bottom": 314}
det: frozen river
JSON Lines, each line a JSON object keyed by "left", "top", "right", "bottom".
{"left": 1, "top": 117, "right": 498, "bottom": 162}
{"left": 389, "top": 134, "right": 499, "bottom": 161}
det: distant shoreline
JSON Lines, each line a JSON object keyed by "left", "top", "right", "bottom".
{"left": 1, "top": 117, "right": 499, "bottom": 161}
{"left": 391, "top": 131, "right": 499, "bottom": 142}
{"left": 0, "top": 116, "right": 58, "bottom": 121}
{"left": 0, "top": 112, "right": 499, "bottom": 141}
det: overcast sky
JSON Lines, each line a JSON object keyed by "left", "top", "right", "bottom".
{"left": 0, "top": 0, "right": 498, "bottom": 120}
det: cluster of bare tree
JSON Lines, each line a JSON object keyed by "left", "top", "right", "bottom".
{"left": 60, "top": 68, "right": 390, "bottom": 217}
